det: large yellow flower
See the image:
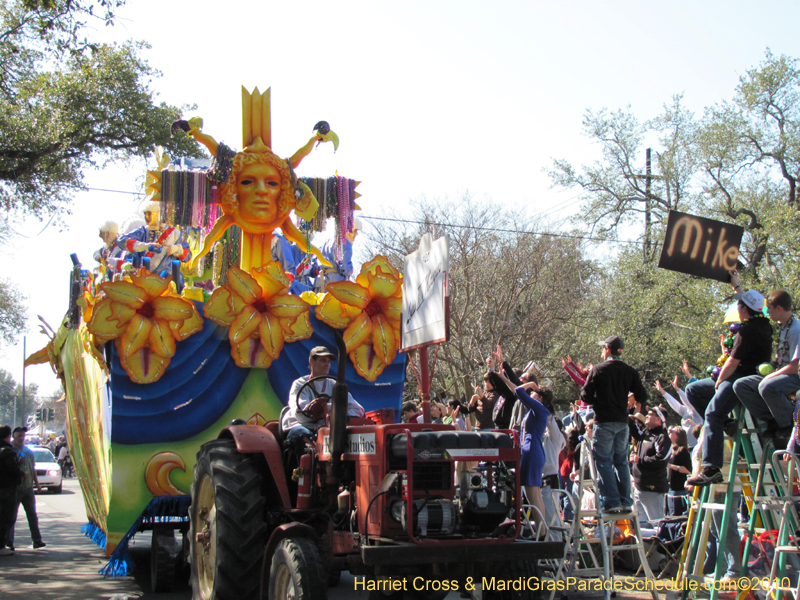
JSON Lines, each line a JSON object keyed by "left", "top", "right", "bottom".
{"left": 317, "top": 255, "right": 402, "bottom": 381}
{"left": 204, "top": 262, "right": 312, "bottom": 368}
{"left": 87, "top": 271, "right": 203, "bottom": 384}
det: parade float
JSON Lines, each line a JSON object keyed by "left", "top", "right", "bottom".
{"left": 25, "top": 87, "right": 407, "bottom": 584}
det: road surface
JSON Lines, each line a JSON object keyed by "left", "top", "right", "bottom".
{"left": 0, "top": 478, "right": 672, "bottom": 599}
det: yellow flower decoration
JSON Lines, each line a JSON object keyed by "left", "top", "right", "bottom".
{"left": 317, "top": 255, "right": 402, "bottom": 381}
{"left": 204, "top": 262, "right": 312, "bottom": 368}
{"left": 87, "top": 271, "right": 203, "bottom": 384}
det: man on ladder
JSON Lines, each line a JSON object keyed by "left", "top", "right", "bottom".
{"left": 581, "top": 336, "right": 648, "bottom": 514}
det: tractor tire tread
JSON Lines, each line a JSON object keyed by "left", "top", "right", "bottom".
{"left": 190, "top": 438, "right": 270, "bottom": 600}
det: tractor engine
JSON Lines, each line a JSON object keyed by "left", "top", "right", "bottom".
{"left": 318, "top": 425, "right": 519, "bottom": 542}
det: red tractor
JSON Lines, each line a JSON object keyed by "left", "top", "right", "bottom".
{"left": 189, "top": 337, "right": 562, "bottom": 599}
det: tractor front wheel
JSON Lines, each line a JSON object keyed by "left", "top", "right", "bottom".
{"left": 190, "top": 438, "right": 268, "bottom": 600}
{"left": 268, "top": 537, "right": 327, "bottom": 600}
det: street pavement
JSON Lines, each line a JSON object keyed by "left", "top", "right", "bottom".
{"left": 0, "top": 478, "right": 189, "bottom": 600}
{"left": 0, "top": 478, "right": 674, "bottom": 600}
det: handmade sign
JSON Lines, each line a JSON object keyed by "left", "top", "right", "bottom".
{"left": 400, "top": 233, "right": 450, "bottom": 351}
{"left": 658, "top": 210, "right": 743, "bottom": 283}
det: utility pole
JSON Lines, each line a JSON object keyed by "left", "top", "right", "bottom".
{"left": 644, "top": 148, "right": 652, "bottom": 261}
{"left": 21, "top": 335, "right": 26, "bottom": 428}
{"left": 632, "top": 148, "right": 664, "bottom": 263}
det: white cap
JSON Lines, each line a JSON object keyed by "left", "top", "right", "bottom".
{"left": 648, "top": 406, "right": 666, "bottom": 424}
{"left": 733, "top": 290, "right": 765, "bottom": 312}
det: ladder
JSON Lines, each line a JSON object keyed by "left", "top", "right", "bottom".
{"left": 677, "top": 405, "right": 798, "bottom": 600}
{"left": 759, "top": 449, "right": 800, "bottom": 600}
{"left": 548, "top": 433, "right": 658, "bottom": 600}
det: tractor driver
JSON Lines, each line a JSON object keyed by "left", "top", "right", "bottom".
{"left": 281, "top": 346, "right": 365, "bottom": 450}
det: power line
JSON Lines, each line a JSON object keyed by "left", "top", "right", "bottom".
{"left": 359, "top": 215, "right": 646, "bottom": 246}
{"left": 8, "top": 181, "right": 144, "bottom": 197}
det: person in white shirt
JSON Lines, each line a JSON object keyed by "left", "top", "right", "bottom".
{"left": 654, "top": 378, "right": 701, "bottom": 448}
{"left": 281, "top": 346, "right": 365, "bottom": 450}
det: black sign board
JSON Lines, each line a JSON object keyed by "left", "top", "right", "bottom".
{"left": 658, "top": 210, "right": 744, "bottom": 283}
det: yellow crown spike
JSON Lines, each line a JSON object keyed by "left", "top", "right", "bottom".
{"left": 241, "top": 86, "right": 252, "bottom": 149}
{"left": 252, "top": 87, "right": 262, "bottom": 144}
{"left": 242, "top": 86, "right": 272, "bottom": 149}
{"left": 262, "top": 91, "right": 271, "bottom": 148}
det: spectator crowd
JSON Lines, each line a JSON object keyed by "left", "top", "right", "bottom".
{"left": 398, "top": 269, "right": 799, "bottom": 582}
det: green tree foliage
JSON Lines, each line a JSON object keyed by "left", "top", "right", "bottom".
{"left": 363, "top": 195, "right": 593, "bottom": 403}
{"left": 0, "top": 278, "right": 26, "bottom": 344}
{"left": 0, "top": 369, "right": 38, "bottom": 426}
{"left": 546, "top": 50, "right": 800, "bottom": 402}
{"left": 0, "top": 0, "right": 203, "bottom": 219}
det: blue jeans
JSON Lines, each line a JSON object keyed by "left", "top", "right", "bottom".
{"left": 286, "top": 425, "right": 314, "bottom": 454}
{"left": 734, "top": 373, "right": 800, "bottom": 428}
{"left": 686, "top": 377, "right": 741, "bottom": 470}
{"left": 591, "top": 421, "right": 633, "bottom": 510}
{"left": 7, "top": 487, "right": 42, "bottom": 546}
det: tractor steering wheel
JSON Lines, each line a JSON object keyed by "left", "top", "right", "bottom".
{"left": 293, "top": 376, "right": 337, "bottom": 422}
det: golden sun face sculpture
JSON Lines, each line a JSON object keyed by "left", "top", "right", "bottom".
{"left": 184, "top": 86, "right": 336, "bottom": 273}
{"left": 86, "top": 271, "right": 203, "bottom": 384}
{"left": 316, "top": 256, "right": 402, "bottom": 381}
{"left": 204, "top": 262, "right": 312, "bottom": 368}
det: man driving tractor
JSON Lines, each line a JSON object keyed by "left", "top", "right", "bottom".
{"left": 281, "top": 346, "right": 365, "bottom": 451}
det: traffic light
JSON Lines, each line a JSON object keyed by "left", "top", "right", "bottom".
{"left": 35, "top": 409, "right": 42, "bottom": 421}
{"left": 47, "top": 408, "right": 54, "bottom": 422}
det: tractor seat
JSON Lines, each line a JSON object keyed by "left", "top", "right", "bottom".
{"left": 278, "top": 405, "right": 290, "bottom": 442}
{"left": 389, "top": 430, "right": 513, "bottom": 458}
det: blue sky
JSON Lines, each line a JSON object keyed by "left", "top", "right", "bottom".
{"left": 5, "top": 0, "right": 800, "bottom": 393}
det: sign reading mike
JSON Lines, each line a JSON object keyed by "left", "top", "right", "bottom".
{"left": 658, "top": 210, "right": 743, "bottom": 282}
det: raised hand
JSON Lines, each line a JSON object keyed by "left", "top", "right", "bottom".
{"left": 681, "top": 359, "right": 692, "bottom": 379}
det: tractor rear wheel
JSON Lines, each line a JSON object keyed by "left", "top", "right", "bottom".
{"left": 190, "top": 438, "right": 269, "bottom": 600}
{"left": 268, "top": 537, "right": 327, "bottom": 600}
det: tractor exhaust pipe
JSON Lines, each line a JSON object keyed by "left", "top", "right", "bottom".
{"left": 329, "top": 330, "right": 349, "bottom": 477}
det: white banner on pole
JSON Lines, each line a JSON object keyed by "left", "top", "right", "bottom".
{"left": 400, "top": 233, "right": 449, "bottom": 352}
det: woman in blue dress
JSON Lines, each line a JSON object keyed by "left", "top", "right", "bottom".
{"left": 495, "top": 370, "right": 551, "bottom": 529}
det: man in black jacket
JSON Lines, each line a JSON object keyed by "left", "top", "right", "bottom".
{"left": 581, "top": 336, "right": 648, "bottom": 514}
{"left": 629, "top": 406, "right": 670, "bottom": 526}
{"left": 0, "top": 424, "right": 24, "bottom": 556}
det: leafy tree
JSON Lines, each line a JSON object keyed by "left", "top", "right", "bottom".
{"left": 363, "top": 195, "right": 594, "bottom": 404}
{"left": 545, "top": 50, "right": 800, "bottom": 408}
{"left": 0, "top": 0, "right": 203, "bottom": 220}
{"left": 694, "top": 51, "right": 800, "bottom": 289}
{"left": 546, "top": 96, "right": 700, "bottom": 264}
{"left": 0, "top": 368, "right": 38, "bottom": 426}
{"left": 558, "top": 247, "right": 726, "bottom": 401}
{"left": 0, "top": 278, "right": 26, "bottom": 344}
